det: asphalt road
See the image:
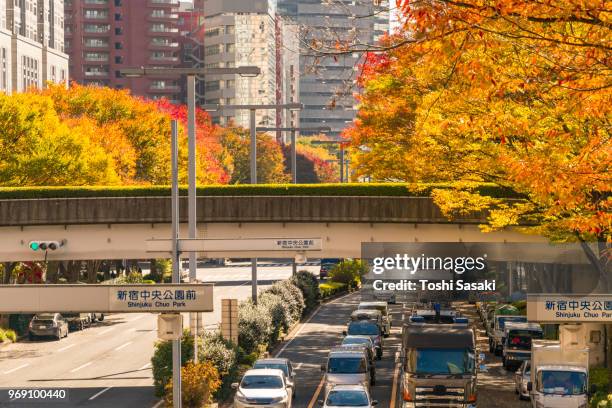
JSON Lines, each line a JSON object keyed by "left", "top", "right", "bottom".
{"left": 0, "top": 264, "right": 317, "bottom": 408}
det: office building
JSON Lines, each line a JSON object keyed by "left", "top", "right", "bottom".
{"left": 278, "top": 0, "right": 389, "bottom": 137}
{"left": 64, "top": 0, "right": 182, "bottom": 101}
{"left": 0, "top": 0, "right": 68, "bottom": 94}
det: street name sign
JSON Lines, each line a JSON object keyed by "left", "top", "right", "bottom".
{"left": 146, "top": 237, "right": 322, "bottom": 253}
{"left": 527, "top": 294, "right": 612, "bottom": 323}
{"left": 0, "top": 284, "right": 213, "bottom": 313}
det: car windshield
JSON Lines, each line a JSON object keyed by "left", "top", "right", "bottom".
{"left": 538, "top": 371, "right": 586, "bottom": 396}
{"left": 507, "top": 330, "right": 542, "bottom": 350}
{"left": 328, "top": 357, "right": 366, "bottom": 374}
{"left": 326, "top": 390, "right": 369, "bottom": 406}
{"left": 253, "top": 363, "right": 289, "bottom": 377}
{"left": 342, "top": 338, "right": 371, "bottom": 347}
{"left": 241, "top": 375, "right": 283, "bottom": 389}
{"left": 413, "top": 348, "right": 475, "bottom": 375}
{"left": 348, "top": 322, "right": 379, "bottom": 336}
{"left": 322, "top": 259, "right": 341, "bottom": 266}
{"left": 498, "top": 316, "right": 527, "bottom": 330}
{"left": 34, "top": 319, "right": 54, "bottom": 325}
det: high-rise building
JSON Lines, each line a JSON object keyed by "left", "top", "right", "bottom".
{"left": 64, "top": 0, "right": 182, "bottom": 101}
{"left": 0, "top": 0, "right": 68, "bottom": 94}
{"left": 278, "top": 0, "right": 389, "bottom": 138}
{"left": 200, "top": 0, "right": 300, "bottom": 131}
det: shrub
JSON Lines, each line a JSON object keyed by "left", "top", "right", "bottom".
{"left": 590, "top": 367, "right": 611, "bottom": 408}
{"left": 164, "top": 361, "right": 221, "bottom": 408}
{"left": 259, "top": 292, "right": 290, "bottom": 344}
{"left": 291, "top": 270, "right": 320, "bottom": 311}
{"left": 4, "top": 329, "right": 16, "bottom": 342}
{"left": 151, "top": 330, "right": 194, "bottom": 397}
{"left": 0, "top": 329, "right": 6, "bottom": 343}
{"left": 199, "top": 331, "right": 241, "bottom": 401}
{"left": 142, "top": 279, "right": 156, "bottom": 284}
{"left": 238, "top": 300, "right": 272, "bottom": 354}
{"left": 319, "top": 282, "right": 347, "bottom": 298}
{"left": 265, "top": 281, "right": 305, "bottom": 324}
{"left": 329, "top": 259, "right": 367, "bottom": 289}
{"left": 116, "top": 271, "right": 144, "bottom": 284}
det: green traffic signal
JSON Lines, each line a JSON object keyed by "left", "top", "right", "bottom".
{"left": 29, "top": 241, "right": 40, "bottom": 251}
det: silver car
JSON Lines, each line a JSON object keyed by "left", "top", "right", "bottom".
{"left": 232, "top": 369, "right": 293, "bottom": 408}
{"left": 514, "top": 360, "right": 530, "bottom": 400}
{"left": 341, "top": 336, "right": 375, "bottom": 364}
{"left": 29, "top": 313, "right": 69, "bottom": 341}
{"left": 357, "top": 302, "right": 391, "bottom": 337}
{"left": 253, "top": 358, "right": 296, "bottom": 398}
{"left": 318, "top": 384, "right": 378, "bottom": 408}
{"left": 321, "top": 347, "right": 374, "bottom": 394}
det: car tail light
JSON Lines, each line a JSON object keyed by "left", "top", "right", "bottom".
{"left": 467, "top": 393, "right": 476, "bottom": 403}
{"left": 402, "top": 388, "right": 413, "bottom": 401}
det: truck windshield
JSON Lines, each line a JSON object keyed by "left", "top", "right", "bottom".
{"left": 328, "top": 357, "right": 366, "bottom": 374}
{"left": 498, "top": 316, "right": 527, "bottom": 330}
{"left": 506, "top": 330, "right": 543, "bottom": 350}
{"left": 348, "top": 322, "right": 380, "bottom": 336}
{"left": 538, "top": 371, "right": 586, "bottom": 396}
{"left": 414, "top": 348, "right": 474, "bottom": 375}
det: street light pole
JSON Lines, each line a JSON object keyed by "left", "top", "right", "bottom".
{"left": 170, "top": 120, "right": 182, "bottom": 408}
{"left": 249, "top": 108, "right": 257, "bottom": 304}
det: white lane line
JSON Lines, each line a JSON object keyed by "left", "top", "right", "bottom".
{"left": 3, "top": 363, "right": 29, "bottom": 374}
{"left": 139, "top": 362, "right": 152, "bottom": 370}
{"left": 70, "top": 362, "right": 92, "bottom": 373}
{"left": 151, "top": 399, "right": 164, "bottom": 408}
{"left": 57, "top": 343, "right": 76, "bottom": 352}
{"left": 131, "top": 315, "right": 145, "bottom": 322}
{"left": 97, "top": 328, "right": 114, "bottom": 336}
{"left": 89, "top": 387, "right": 112, "bottom": 400}
{"left": 114, "top": 341, "right": 132, "bottom": 351}
{"left": 275, "top": 291, "right": 354, "bottom": 358}
{"left": 295, "top": 363, "right": 303, "bottom": 370}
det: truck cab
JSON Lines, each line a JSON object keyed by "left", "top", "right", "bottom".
{"left": 399, "top": 323, "right": 479, "bottom": 408}
{"left": 489, "top": 315, "right": 527, "bottom": 355}
{"left": 501, "top": 322, "right": 542, "bottom": 370}
{"left": 529, "top": 340, "right": 592, "bottom": 408}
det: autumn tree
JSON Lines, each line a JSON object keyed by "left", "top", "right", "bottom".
{"left": 217, "top": 127, "right": 290, "bottom": 184}
{"left": 345, "top": 0, "right": 610, "bottom": 260}
{"left": 282, "top": 141, "right": 340, "bottom": 183}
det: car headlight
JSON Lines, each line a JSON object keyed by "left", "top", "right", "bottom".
{"left": 270, "top": 396, "right": 287, "bottom": 403}
{"left": 235, "top": 392, "right": 248, "bottom": 403}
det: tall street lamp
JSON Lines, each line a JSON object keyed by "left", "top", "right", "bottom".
{"left": 206, "top": 103, "right": 302, "bottom": 304}
{"left": 120, "top": 66, "right": 261, "bottom": 369}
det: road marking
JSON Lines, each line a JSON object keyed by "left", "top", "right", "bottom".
{"left": 115, "top": 341, "right": 132, "bottom": 351}
{"left": 139, "top": 362, "right": 152, "bottom": 370}
{"left": 70, "top": 362, "right": 92, "bottom": 373}
{"left": 389, "top": 350, "right": 401, "bottom": 408}
{"left": 151, "top": 400, "right": 164, "bottom": 408}
{"left": 89, "top": 387, "right": 112, "bottom": 400}
{"left": 131, "top": 315, "right": 145, "bottom": 322}
{"left": 307, "top": 376, "right": 325, "bottom": 408}
{"left": 295, "top": 362, "right": 303, "bottom": 370}
{"left": 275, "top": 291, "right": 354, "bottom": 358}
{"left": 98, "top": 328, "right": 114, "bottom": 336}
{"left": 57, "top": 343, "right": 76, "bottom": 352}
{"left": 3, "top": 363, "right": 29, "bottom": 374}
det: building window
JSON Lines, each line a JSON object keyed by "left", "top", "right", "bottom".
{"left": 115, "top": 56, "right": 123, "bottom": 64}
{"left": 115, "top": 42, "right": 123, "bottom": 49}
{"left": 115, "top": 27, "right": 122, "bottom": 35}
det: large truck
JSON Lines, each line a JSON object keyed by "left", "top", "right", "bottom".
{"left": 399, "top": 323, "right": 478, "bottom": 408}
{"left": 501, "top": 322, "right": 543, "bottom": 370}
{"left": 528, "top": 340, "right": 593, "bottom": 408}
{"left": 489, "top": 314, "right": 527, "bottom": 355}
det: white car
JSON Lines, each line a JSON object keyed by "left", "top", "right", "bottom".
{"left": 318, "top": 384, "right": 378, "bottom": 408}
{"left": 514, "top": 360, "right": 530, "bottom": 400}
{"left": 232, "top": 369, "right": 293, "bottom": 408}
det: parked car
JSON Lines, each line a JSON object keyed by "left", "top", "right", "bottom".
{"left": 28, "top": 313, "right": 69, "bottom": 341}
{"left": 320, "top": 258, "right": 342, "bottom": 280}
{"left": 514, "top": 360, "right": 530, "bottom": 400}
{"left": 321, "top": 346, "right": 375, "bottom": 393}
{"left": 232, "top": 368, "right": 293, "bottom": 408}
{"left": 253, "top": 358, "right": 296, "bottom": 398}
{"left": 63, "top": 313, "right": 91, "bottom": 331}
{"left": 341, "top": 335, "right": 376, "bottom": 364}
{"left": 318, "top": 384, "right": 378, "bottom": 408}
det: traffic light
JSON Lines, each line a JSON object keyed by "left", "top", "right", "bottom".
{"left": 28, "top": 241, "right": 63, "bottom": 251}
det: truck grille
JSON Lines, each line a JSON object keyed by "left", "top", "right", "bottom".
{"left": 413, "top": 386, "right": 466, "bottom": 407}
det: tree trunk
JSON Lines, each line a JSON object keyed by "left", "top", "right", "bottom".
{"left": 2, "top": 262, "right": 16, "bottom": 284}
{"left": 86, "top": 260, "right": 100, "bottom": 284}
{"left": 46, "top": 261, "right": 59, "bottom": 284}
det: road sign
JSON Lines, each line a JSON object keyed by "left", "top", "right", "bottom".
{"left": 527, "top": 294, "right": 612, "bottom": 323}
{"left": 146, "top": 238, "right": 322, "bottom": 253}
{"left": 221, "top": 299, "right": 238, "bottom": 344}
{"left": 0, "top": 284, "right": 214, "bottom": 313}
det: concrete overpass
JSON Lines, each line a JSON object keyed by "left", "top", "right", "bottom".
{"left": 0, "top": 194, "right": 546, "bottom": 261}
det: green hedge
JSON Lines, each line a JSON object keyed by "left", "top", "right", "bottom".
{"left": 0, "top": 183, "right": 524, "bottom": 199}
{"left": 590, "top": 367, "right": 612, "bottom": 408}
{"left": 320, "top": 282, "right": 348, "bottom": 298}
